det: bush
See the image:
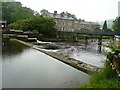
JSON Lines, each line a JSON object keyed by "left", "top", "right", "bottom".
{"left": 80, "top": 61, "right": 119, "bottom": 88}
{"left": 8, "top": 17, "right": 57, "bottom": 37}
{"left": 80, "top": 40, "right": 120, "bottom": 88}
{"left": 32, "top": 30, "right": 39, "bottom": 33}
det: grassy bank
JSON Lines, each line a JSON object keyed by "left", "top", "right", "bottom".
{"left": 80, "top": 61, "right": 120, "bottom": 88}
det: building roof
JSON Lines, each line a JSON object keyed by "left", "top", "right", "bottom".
{"left": 80, "top": 21, "right": 99, "bottom": 25}
{"left": 47, "top": 13, "right": 75, "bottom": 20}
{"left": 43, "top": 12, "right": 99, "bottom": 25}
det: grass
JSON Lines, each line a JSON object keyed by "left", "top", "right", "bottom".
{"left": 80, "top": 61, "right": 120, "bottom": 88}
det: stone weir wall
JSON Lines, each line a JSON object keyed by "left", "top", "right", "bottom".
{"left": 14, "top": 39, "right": 101, "bottom": 75}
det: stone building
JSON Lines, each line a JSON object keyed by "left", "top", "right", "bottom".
{"left": 42, "top": 11, "right": 100, "bottom": 32}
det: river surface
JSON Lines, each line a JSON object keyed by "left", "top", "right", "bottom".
{"left": 2, "top": 39, "right": 90, "bottom": 88}
{"left": 37, "top": 40, "right": 107, "bottom": 68}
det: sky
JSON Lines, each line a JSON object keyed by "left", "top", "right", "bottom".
{"left": 16, "top": 0, "right": 120, "bottom": 22}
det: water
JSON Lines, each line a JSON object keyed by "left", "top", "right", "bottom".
{"left": 58, "top": 45, "right": 106, "bottom": 68}
{"left": 55, "top": 41, "right": 107, "bottom": 68}
{"left": 2, "top": 39, "right": 90, "bottom": 88}
{"left": 35, "top": 40, "right": 107, "bottom": 68}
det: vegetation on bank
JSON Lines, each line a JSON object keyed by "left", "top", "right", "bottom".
{"left": 80, "top": 47, "right": 120, "bottom": 88}
{"left": 8, "top": 17, "right": 57, "bottom": 37}
{"left": 80, "top": 61, "right": 120, "bottom": 88}
{"left": 113, "top": 17, "right": 120, "bottom": 34}
{"left": 80, "top": 16, "right": 120, "bottom": 88}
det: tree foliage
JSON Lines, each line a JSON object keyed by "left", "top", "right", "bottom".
{"left": 2, "top": 2, "right": 40, "bottom": 24}
{"left": 102, "top": 20, "right": 107, "bottom": 30}
{"left": 112, "top": 17, "right": 120, "bottom": 34}
{"left": 40, "top": 9, "right": 49, "bottom": 17}
{"left": 102, "top": 20, "right": 112, "bottom": 32}
{"left": 8, "top": 17, "right": 56, "bottom": 37}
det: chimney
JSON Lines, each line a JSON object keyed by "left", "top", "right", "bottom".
{"left": 54, "top": 11, "right": 57, "bottom": 15}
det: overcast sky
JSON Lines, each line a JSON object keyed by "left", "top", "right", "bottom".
{"left": 16, "top": 0, "right": 120, "bottom": 22}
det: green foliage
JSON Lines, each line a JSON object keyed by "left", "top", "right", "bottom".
{"left": 113, "top": 17, "right": 120, "bottom": 34}
{"left": 102, "top": 20, "right": 113, "bottom": 32}
{"left": 81, "top": 78, "right": 120, "bottom": 88}
{"left": 8, "top": 17, "right": 56, "bottom": 37}
{"left": 2, "top": 2, "right": 40, "bottom": 24}
{"left": 32, "top": 30, "right": 39, "bottom": 33}
{"left": 102, "top": 21, "right": 113, "bottom": 32}
{"left": 80, "top": 41, "right": 120, "bottom": 88}
{"left": 80, "top": 61, "right": 119, "bottom": 88}
{"left": 92, "top": 61, "right": 117, "bottom": 81}
{"left": 104, "top": 39, "right": 120, "bottom": 63}
{"left": 102, "top": 20, "right": 107, "bottom": 31}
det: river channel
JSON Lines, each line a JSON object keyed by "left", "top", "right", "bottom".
{"left": 2, "top": 39, "right": 90, "bottom": 88}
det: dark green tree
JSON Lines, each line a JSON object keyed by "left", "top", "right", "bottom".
{"left": 102, "top": 20, "right": 107, "bottom": 31}
{"left": 112, "top": 17, "right": 120, "bottom": 34}
{"left": 102, "top": 20, "right": 112, "bottom": 32}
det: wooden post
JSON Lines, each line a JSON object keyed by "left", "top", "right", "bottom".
{"left": 75, "top": 33, "right": 78, "bottom": 41}
{"left": 62, "top": 33, "right": 64, "bottom": 41}
{"left": 56, "top": 31, "right": 59, "bottom": 42}
{"left": 98, "top": 35, "right": 102, "bottom": 53}
{"left": 85, "top": 36, "right": 88, "bottom": 49}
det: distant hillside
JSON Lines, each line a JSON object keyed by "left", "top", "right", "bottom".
{"left": 99, "top": 19, "right": 114, "bottom": 29}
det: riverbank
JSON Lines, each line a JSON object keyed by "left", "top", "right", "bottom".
{"left": 13, "top": 39, "right": 101, "bottom": 75}
{"left": 80, "top": 61, "right": 120, "bottom": 88}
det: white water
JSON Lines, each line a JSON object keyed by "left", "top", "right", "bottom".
{"left": 36, "top": 40, "right": 110, "bottom": 68}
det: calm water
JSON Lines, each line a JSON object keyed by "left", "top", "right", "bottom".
{"left": 2, "top": 39, "right": 90, "bottom": 88}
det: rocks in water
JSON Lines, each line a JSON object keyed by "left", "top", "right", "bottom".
{"left": 27, "top": 38, "right": 37, "bottom": 42}
{"left": 43, "top": 43, "right": 61, "bottom": 49}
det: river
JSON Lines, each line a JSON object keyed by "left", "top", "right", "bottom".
{"left": 36, "top": 39, "right": 107, "bottom": 68}
{"left": 2, "top": 39, "right": 90, "bottom": 88}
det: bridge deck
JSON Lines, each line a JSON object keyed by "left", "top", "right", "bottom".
{"left": 57, "top": 30, "right": 116, "bottom": 36}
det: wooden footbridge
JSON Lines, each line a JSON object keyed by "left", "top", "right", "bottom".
{"left": 2, "top": 28, "right": 118, "bottom": 53}
{"left": 56, "top": 29, "right": 117, "bottom": 53}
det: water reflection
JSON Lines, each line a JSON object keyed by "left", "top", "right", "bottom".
{"left": 2, "top": 39, "right": 28, "bottom": 58}
{"left": 2, "top": 40, "right": 90, "bottom": 88}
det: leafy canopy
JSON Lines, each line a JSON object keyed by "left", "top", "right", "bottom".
{"left": 112, "top": 17, "right": 120, "bottom": 34}
{"left": 8, "top": 17, "right": 56, "bottom": 37}
{"left": 2, "top": 2, "right": 40, "bottom": 24}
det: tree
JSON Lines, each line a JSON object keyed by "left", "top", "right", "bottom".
{"left": 102, "top": 20, "right": 107, "bottom": 31}
{"left": 8, "top": 17, "right": 57, "bottom": 37}
{"left": 113, "top": 17, "right": 120, "bottom": 34}
{"left": 34, "top": 11, "right": 40, "bottom": 17}
{"left": 2, "top": 2, "right": 39, "bottom": 24}
{"left": 103, "top": 20, "right": 113, "bottom": 32}
{"left": 40, "top": 9, "right": 49, "bottom": 17}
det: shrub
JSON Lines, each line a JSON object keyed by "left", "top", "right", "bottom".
{"left": 80, "top": 61, "right": 119, "bottom": 88}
